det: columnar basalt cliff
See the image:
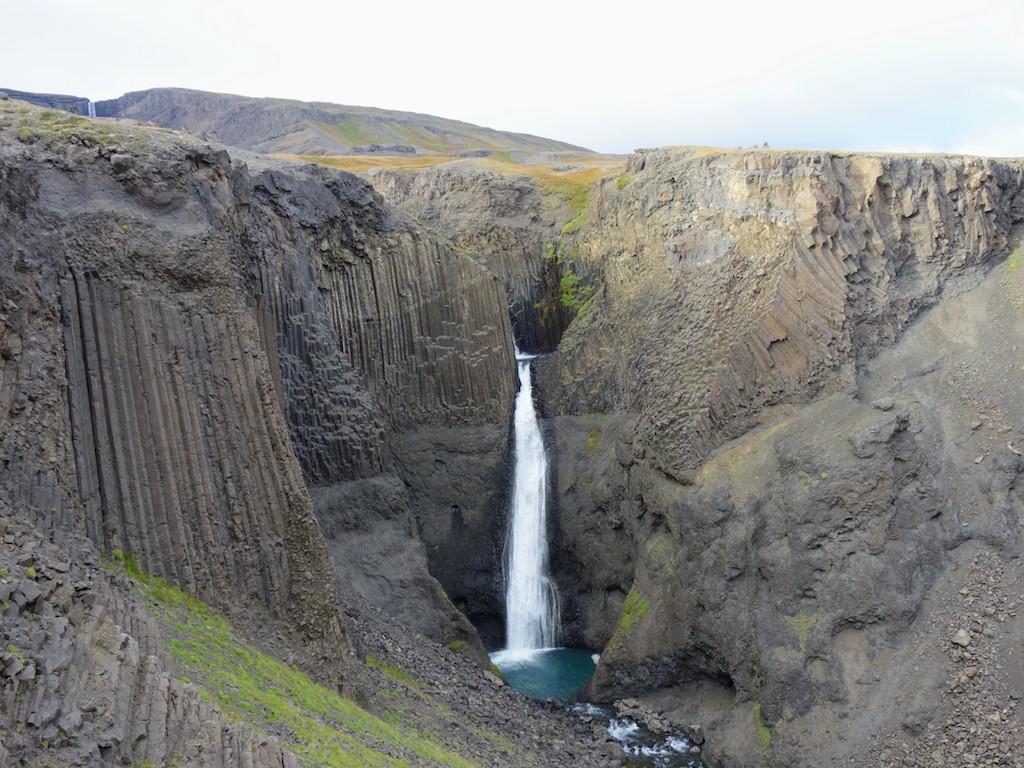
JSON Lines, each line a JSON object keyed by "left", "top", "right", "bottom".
{"left": 536, "top": 147, "right": 1024, "bottom": 766}
{"left": 0, "top": 99, "right": 520, "bottom": 763}
{"left": 369, "top": 162, "right": 573, "bottom": 351}
{"left": 245, "top": 156, "right": 517, "bottom": 653}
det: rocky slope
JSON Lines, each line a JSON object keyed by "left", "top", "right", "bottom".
{"left": 535, "top": 147, "right": 1024, "bottom": 766}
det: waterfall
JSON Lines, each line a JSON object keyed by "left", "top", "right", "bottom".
{"left": 87, "top": 101, "right": 96, "bottom": 118}
{"left": 504, "top": 349, "right": 559, "bottom": 650}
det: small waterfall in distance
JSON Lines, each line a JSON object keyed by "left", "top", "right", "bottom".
{"left": 87, "top": 101, "right": 96, "bottom": 118}
{"left": 503, "top": 347, "right": 559, "bottom": 651}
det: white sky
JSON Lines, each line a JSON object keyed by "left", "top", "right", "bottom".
{"left": 4, "top": 0, "right": 1024, "bottom": 156}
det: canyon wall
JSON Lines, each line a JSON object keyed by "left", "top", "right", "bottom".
{"left": 245, "top": 156, "right": 517, "bottom": 653}
{"left": 0, "top": 98, "right": 515, "bottom": 762}
{"left": 537, "top": 147, "right": 1024, "bottom": 766}
{"left": 8, "top": 89, "right": 1024, "bottom": 768}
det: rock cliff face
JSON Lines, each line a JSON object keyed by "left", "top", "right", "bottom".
{"left": 244, "top": 155, "right": 517, "bottom": 654}
{"left": 369, "top": 162, "right": 572, "bottom": 351}
{"left": 0, "top": 99, "right": 516, "bottom": 761}
{"left": 0, "top": 108, "right": 348, "bottom": 647}
{"left": 537, "top": 147, "right": 1024, "bottom": 765}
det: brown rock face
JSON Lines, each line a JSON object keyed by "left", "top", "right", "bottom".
{"left": 538, "top": 147, "right": 1024, "bottom": 766}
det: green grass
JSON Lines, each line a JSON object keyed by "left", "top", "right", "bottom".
{"left": 120, "top": 554, "right": 479, "bottom": 768}
{"left": 1008, "top": 241, "right": 1022, "bottom": 273}
{"left": 365, "top": 654, "right": 423, "bottom": 689}
{"left": 1, "top": 101, "right": 155, "bottom": 152}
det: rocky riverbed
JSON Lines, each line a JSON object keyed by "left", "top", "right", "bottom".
{"left": 342, "top": 590, "right": 627, "bottom": 767}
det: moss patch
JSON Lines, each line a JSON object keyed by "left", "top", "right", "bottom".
{"left": 786, "top": 611, "right": 817, "bottom": 656}
{"left": 585, "top": 428, "right": 601, "bottom": 458}
{"left": 753, "top": 702, "right": 772, "bottom": 752}
{"left": 611, "top": 586, "right": 649, "bottom": 649}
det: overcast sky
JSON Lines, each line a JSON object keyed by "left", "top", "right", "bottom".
{"left": 5, "top": 0, "right": 1023, "bottom": 156}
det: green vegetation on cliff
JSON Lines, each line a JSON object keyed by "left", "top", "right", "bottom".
{"left": 120, "top": 554, "right": 478, "bottom": 768}
{"left": 752, "top": 703, "right": 772, "bottom": 752}
{"left": 608, "top": 585, "right": 649, "bottom": 651}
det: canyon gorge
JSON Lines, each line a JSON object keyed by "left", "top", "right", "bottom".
{"left": 2, "top": 89, "right": 1024, "bottom": 767}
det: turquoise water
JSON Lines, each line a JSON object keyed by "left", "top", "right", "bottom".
{"left": 489, "top": 648, "right": 597, "bottom": 700}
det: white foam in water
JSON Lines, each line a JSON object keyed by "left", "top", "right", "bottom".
{"left": 489, "top": 648, "right": 550, "bottom": 667}
{"left": 591, "top": 653, "right": 601, "bottom": 664}
{"left": 608, "top": 717, "right": 641, "bottom": 741}
{"left": 601, "top": 714, "right": 699, "bottom": 767}
{"left": 665, "top": 736, "right": 691, "bottom": 754}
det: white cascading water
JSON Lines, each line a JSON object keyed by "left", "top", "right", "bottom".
{"left": 503, "top": 349, "right": 559, "bottom": 651}
{"left": 87, "top": 101, "right": 96, "bottom": 118}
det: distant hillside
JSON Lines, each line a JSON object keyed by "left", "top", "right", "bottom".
{"left": 0, "top": 88, "right": 91, "bottom": 115}
{"left": 81, "top": 87, "right": 591, "bottom": 157}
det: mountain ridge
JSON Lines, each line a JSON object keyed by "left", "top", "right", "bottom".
{"left": 2, "top": 86, "right": 592, "bottom": 157}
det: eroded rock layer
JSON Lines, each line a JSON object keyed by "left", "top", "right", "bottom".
{"left": 541, "top": 149, "right": 1023, "bottom": 474}
{"left": 538, "top": 147, "right": 1024, "bottom": 766}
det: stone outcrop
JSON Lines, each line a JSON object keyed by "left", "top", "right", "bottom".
{"left": 537, "top": 147, "right": 1024, "bottom": 766}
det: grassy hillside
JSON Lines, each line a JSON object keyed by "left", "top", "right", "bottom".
{"left": 124, "top": 554, "right": 505, "bottom": 768}
{"left": 94, "top": 87, "right": 592, "bottom": 157}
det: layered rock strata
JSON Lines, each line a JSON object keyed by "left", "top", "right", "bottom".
{"left": 537, "top": 147, "right": 1024, "bottom": 766}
